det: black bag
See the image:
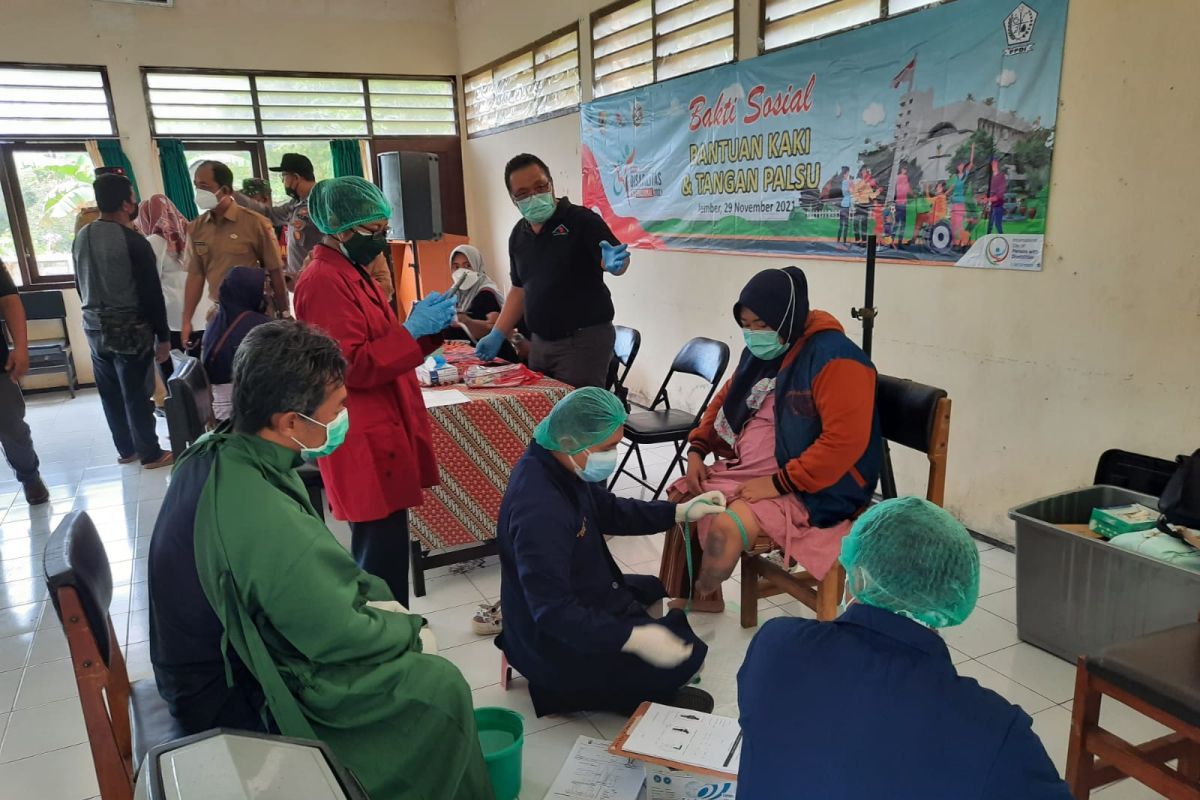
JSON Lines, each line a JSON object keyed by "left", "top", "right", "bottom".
{"left": 1159, "top": 449, "right": 1200, "bottom": 532}
{"left": 98, "top": 310, "right": 154, "bottom": 356}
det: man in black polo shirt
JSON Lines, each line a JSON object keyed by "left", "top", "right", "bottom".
{"left": 475, "top": 153, "right": 629, "bottom": 388}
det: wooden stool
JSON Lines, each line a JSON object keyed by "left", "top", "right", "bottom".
{"left": 1067, "top": 621, "right": 1200, "bottom": 798}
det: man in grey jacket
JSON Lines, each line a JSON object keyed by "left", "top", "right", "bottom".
{"left": 73, "top": 174, "right": 173, "bottom": 469}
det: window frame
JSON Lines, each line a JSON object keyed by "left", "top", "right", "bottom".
{"left": 461, "top": 22, "right": 582, "bottom": 139}
{"left": 140, "top": 66, "right": 459, "bottom": 140}
{"left": 590, "top": 0, "right": 739, "bottom": 98}
{"left": 0, "top": 61, "right": 120, "bottom": 141}
{"left": 759, "top": 0, "right": 953, "bottom": 54}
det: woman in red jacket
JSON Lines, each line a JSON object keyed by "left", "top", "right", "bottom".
{"left": 294, "top": 177, "right": 457, "bottom": 604}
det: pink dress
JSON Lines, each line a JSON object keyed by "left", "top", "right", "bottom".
{"left": 670, "top": 391, "right": 851, "bottom": 580}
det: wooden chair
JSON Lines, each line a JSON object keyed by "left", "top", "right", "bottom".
{"left": 738, "top": 374, "right": 951, "bottom": 628}
{"left": 42, "top": 511, "right": 186, "bottom": 800}
{"left": 1066, "top": 619, "right": 1200, "bottom": 798}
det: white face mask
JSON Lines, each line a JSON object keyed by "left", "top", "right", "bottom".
{"left": 194, "top": 188, "right": 220, "bottom": 211}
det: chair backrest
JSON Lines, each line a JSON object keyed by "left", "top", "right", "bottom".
{"left": 875, "top": 374, "right": 951, "bottom": 505}
{"left": 166, "top": 356, "right": 213, "bottom": 457}
{"left": 648, "top": 337, "right": 730, "bottom": 419}
{"left": 1094, "top": 449, "right": 1178, "bottom": 497}
{"left": 43, "top": 511, "right": 137, "bottom": 800}
{"left": 608, "top": 325, "right": 642, "bottom": 393}
{"left": 20, "top": 290, "right": 67, "bottom": 321}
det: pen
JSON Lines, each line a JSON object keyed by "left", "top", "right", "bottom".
{"left": 724, "top": 731, "right": 743, "bottom": 768}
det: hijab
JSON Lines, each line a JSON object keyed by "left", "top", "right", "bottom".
{"left": 135, "top": 194, "right": 189, "bottom": 258}
{"left": 449, "top": 244, "right": 500, "bottom": 311}
{"left": 202, "top": 267, "right": 271, "bottom": 384}
{"left": 722, "top": 266, "right": 811, "bottom": 434}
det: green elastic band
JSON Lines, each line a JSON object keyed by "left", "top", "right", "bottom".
{"left": 681, "top": 499, "right": 749, "bottom": 612}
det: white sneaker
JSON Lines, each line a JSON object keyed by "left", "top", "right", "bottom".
{"left": 472, "top": 602, "right": 502, "bottom": 636}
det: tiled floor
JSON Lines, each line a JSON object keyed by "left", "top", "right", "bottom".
{"left": 0, "top": 390, "right": 1171, "bottom": 798}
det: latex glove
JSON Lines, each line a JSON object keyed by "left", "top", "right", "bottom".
{"left": 403, "top": 291, "right": 457, "bottom": 339}
{"left": 600, "top": 241, "right": 629, "bottom": 274}
{"left": 474, "top": 328, "right": 506, "bottom": 361}
{"left": 622, "top": 624, "right": 693, "bottom": 668}
{"left": 675, "top": 490, "right": 727, "bottom": 522}
{"left": 419, "top": 626, "right": 438, "bottom": 655}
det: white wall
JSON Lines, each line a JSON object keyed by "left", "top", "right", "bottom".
{"left": 457, "top": 1, "right": 1200, "bottom": 542}
{"left": 2, "top": 0, "right": 460, "bottom": 387}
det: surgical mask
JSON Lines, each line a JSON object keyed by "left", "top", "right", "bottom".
{"left": 743, "top": 329, "right": 789, "bottom": 360}
{"left": 291, "top": 408, "right": 349, "bottom": 460}
{"left": 339, "top": 228, "right": 388, "bottom": 267}
{"left": 285, "top": 186, "right": 300, "bottom": 200}
{"left": 516, "top": 192, "right": 556, "bottom": 224}
{"left": 574, "top": 448, "right": 619, "bottom": 483}
{"left": 194, "top": 189, "right": 219, "bottom": 211}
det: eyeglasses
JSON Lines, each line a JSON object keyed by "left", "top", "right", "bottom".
{"left": 511, "top": 181, "right": 552, "bottom": 201}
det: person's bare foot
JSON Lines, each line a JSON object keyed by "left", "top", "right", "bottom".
{"left": 667, "top": 597, "right": 725, "bottom": 613}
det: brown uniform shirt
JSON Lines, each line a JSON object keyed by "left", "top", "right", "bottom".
{"left": 186, "top": 202, "right": 283, "bottom": 300}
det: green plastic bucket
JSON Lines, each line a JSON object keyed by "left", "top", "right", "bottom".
{"left": 475, "top": 706, "right": 524, "bottom": 800}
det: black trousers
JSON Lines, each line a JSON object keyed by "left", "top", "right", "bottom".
{"left": 350, "top": 509, "right": 411, "bottom": 607}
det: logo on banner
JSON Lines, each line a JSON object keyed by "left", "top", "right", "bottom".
{"left": 1003, "top": 3, "right": 1038, "bottom": 55}
{"left": 986, "top": 236, "right": 1011, "bottom": 266}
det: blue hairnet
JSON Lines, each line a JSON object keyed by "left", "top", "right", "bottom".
{"left": 839, "top": 497, "right": 980, "bottom": 628}
{"left": 533, "top": 387, "right": 627, "bottom": 455}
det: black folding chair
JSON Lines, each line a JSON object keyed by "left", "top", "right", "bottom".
{"left": 609, "top": 337, "right": 730, "bottom": 499}
{"left": 608, "top": 324, "right": 641, "bottom": 414}
{"left": 14, "top": 291, "right": 77, "bottom": 397}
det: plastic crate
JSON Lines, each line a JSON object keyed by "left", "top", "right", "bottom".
{"left": 1008, "top": 485, "right": 1200, "bottom": 662}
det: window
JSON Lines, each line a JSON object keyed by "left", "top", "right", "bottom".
{"left": 463, "top": 25, "right": 581, "bottom": 137}
{"left": 263, "top": 140, "right": 334, "bottom": 200}
{"left": 0, "top": 65, "right": 116, "bottom": 138}
{"left": 592, "top": 0, "right": 736, "bottom": 98}
{"left": 762, "top": 0, "right": 947, "bottom": 52}
{"left": 143, "top": 69, "right": 457, "bottom": 139}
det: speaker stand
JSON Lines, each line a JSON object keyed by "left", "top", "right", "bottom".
{"left": 408, "top": 238, "right": 423, "bottom": 298}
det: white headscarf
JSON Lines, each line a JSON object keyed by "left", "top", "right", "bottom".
{"left": 449, "top": 244, "right": 501, "bottom": 311}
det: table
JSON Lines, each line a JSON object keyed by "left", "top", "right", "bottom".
{"left": 409, "top": 346, "right": 570, "bottom": 596}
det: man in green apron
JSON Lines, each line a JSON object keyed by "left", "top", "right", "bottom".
{"left": 147, "top": 320, "right": 492, "bottom": 800}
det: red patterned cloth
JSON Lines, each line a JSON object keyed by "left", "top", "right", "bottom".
{"left": 410, "top": 379, "right": 570, "bottom": 551}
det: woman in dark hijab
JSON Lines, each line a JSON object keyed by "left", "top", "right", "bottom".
{"left": 202, "top": 266, "right": 271, "bottom": 420}
{"left": 659, "top": 267, "right": 884, "bottom": 611}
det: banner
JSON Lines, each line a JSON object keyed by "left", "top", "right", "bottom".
{"left": 581, "top": 0, "right": 1068, "bottom": 271}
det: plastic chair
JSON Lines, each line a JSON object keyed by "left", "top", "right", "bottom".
{"left": 608, "top": 337, "right": 730, "bottom": 500}
{"left": 1067, "top": 616, "right": 1200, "bottom": 798}
{"left": 608, "top": 325, "right": 641, "bottom": 460}
{"left": 13, "top": 290, "right": 77, "bottom": 397}
{"left": 43, "top": 511, "right": 187, "bottom": 800}
{"left": 1094, "top": 449, "right": 1178, "bottom": 498}
{"left": 738, "top": 374, "right": 951, "bottom": 627}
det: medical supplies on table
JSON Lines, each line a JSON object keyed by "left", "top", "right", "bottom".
{"left": 416, "top": 358, "right": 460, "bottom": 387}
{"left": 463, "top": 363, "right": 541, "bottom": 388}
{"left": 1088, "top": 503, "right": 1159, "bottom": 539}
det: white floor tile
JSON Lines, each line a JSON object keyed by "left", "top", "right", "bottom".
{"left": 0, "top": 578, "right": 47, "bottom": 610}
{"left": 0, "top": 668, "right": 21, "bottom": 711}
{"left": 977, "top": 643, "right": 1077, "bottom": 704}
{"left": 1029, "top": 704, "right": 1073, "bottom": 777}
{"left": 0, "top": 602, "right": 43, "bottom": 639}
{"left": 439, "top": 639, "right": 503, "bottom": 691}
{"left": 947, "top": 646, "right": 971, "bottom": 665}
{"left": 976, "top": 586, "right": 1017, "bottom": 623}
{"left": 1095, "top": 778, "right": 1179, "bottom": 798}
{"left": 27, "top": 627, "right": 68, "bottom": 666}
{"left": 0, "top": 696, "right": 87, "bottom": 762}
{"left": 124, "top": 641, "right": 153, "bottom": 683}
{"left": 979, "top": 547, "right": 1017, "bottom": 578}
{"left": 0, "top": 633, "right": 33, "bottom": 673}
{"left": 0, "top": 741, "right": 98, "bottom": 800}
{"left": 954, "top": 659, "right": 1056, "bottom": 715}
{"left": 1098, "top": 695, "right": 1173, "bottom": 747}
{"left": 423, "top": 602, "right": 493, "bottom": 651}
{"left": 0, "top": 556, "right": 36, "bottom": 584}
{"left": 942, "top": 608, "right": 1020, "bottom": 658}
{"left": 13, "top": 658, "right": 77, "bottom": 710}
{"left": 126, "top": 609, "right": 149, "bottom": 645}
{"left": 973, "top": 538, "right": 995, "bottom": 553}
{"left": 409, "top": 573, "right": 485, "bottom": 616}
{"left": 521, "top": 718, "right": 604, "bottom": 800}
{"left": 977, "top": 564, "right": 1016, "bottom": 597}
{"left": 466, "top": 563, "right": 501, "bottom": 598}
{"left": 606, "top": 533, "right": 666, "bottom": 566}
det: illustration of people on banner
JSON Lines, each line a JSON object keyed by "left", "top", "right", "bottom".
{"left": 581, "top": 0, "right": 1067, "bottom": 271}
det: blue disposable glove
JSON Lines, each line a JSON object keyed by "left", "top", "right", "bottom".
{"left": 600, "top": 241, "right": 630, "bottom": 274}
{"left": 403, "top": 291, "right": 457, "bottom": 339}
{"left": 475, "top": 328, "right": 506, "bottom": 361}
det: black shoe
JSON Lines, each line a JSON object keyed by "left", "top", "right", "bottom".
{"left": 666, "top": 686, "right": 714, "bottom": 714}
{"left": 23, "top": 477, "right": 49, "bottom": 505}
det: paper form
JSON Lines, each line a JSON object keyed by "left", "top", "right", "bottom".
{"left": 545, "top": 736, "right": 646, "bottom": 800}
{"left": 420, "top": 388, "right": 471, "bottom": 408}
{"left": 621, "top": 704, "right": 742, "bottom": 774}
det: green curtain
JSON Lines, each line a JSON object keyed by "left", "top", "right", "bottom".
{"left": 97, "top": 139, "right": 140, "bottom": 198}
{"left": 156, "top": 138, "right": 199, "bottom": 220}
{"left": 330, "top": 139, "right": 364, "bottom": 178}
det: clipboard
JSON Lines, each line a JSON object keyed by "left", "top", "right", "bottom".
{"left": 607, "top": 701, "right": 739, "bottom": 781}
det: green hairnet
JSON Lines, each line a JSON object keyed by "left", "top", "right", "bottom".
{"left": 533, "top": 387, "right": 628, "bottom": 455}
{"left": 307, "top": 176, "right": 392, "bottom": 235}
{"left": 839, "top": 496, "right": 980, "bottom": 628}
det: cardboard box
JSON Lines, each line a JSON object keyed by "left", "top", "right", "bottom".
{"left": 609, "top": 702, "right": 739, "bottom": 800}
{"left": 415, "top": 363, "right": 459, "bottom": 386}
{"left": 1089, "top": 503, "right": 1159, "bottom": 539}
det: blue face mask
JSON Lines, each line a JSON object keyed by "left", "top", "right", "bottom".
{"left": 743, "top": 328, "right": 789, "bottom": 360}
{"left": 574, "top": 448, "right": 619, "bottom": 482}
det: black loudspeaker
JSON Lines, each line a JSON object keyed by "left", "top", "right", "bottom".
{"left": 378, "top": 151, "right": 442, "bottom": 241}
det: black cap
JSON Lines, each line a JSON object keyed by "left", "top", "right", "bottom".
{"left": 268, "top": 153, "right": 315, "bottom": 180}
